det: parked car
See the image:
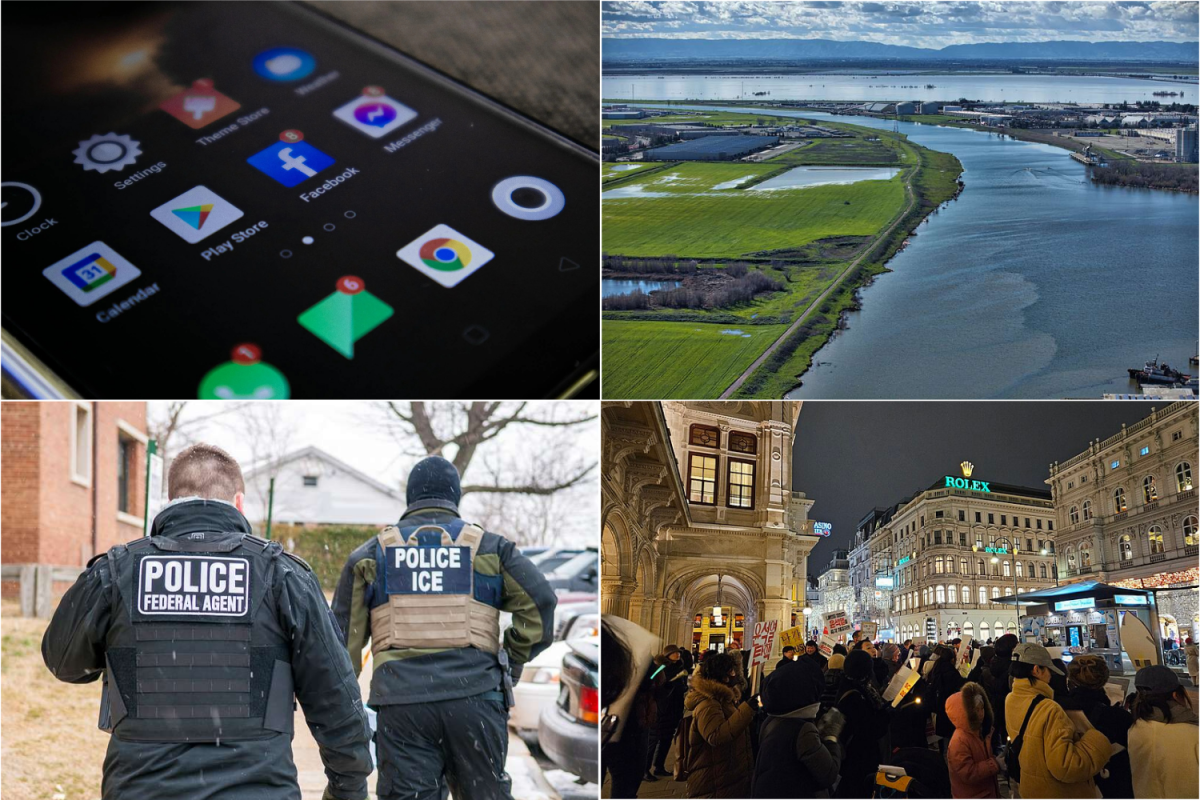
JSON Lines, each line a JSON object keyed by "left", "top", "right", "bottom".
{"left": 520, "top": 546, "right": 550, "bottom": 560}
{"left": 538, "top": 635, "right": 599, "bottom": 784}
{"left": 560, "top": 612, "right": 598, "bottom": 642}
{"left": 511, "top": 640, "right": 571, "bottom": 734}
{"left": 554, "top": 599, "right": 598, "bottom": 641}
{"left": 544, "top": 549, "right": 598, "bottom": 594}
{"left": 529, "top": 548, "right": 587, "bottom": 574}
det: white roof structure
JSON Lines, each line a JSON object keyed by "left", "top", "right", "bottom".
{"left": 242, "top": 445, "right": 404, "bottom": 526}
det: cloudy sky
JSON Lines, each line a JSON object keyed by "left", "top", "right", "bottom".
{"left": 602, "top": 1, "right": 1200, "bottom": 45}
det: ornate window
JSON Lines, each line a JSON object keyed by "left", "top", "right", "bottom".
{"left": 1119, "top": 534, "right": 1133, "bottom": 561}
{"left": 1066, "top": 545, "right": 1077, "bottom": 571}
{"left": 1143, "top": 475, "right": 1158, "bottom": 504}
{"left": 936, "top": 585, "right": 946, "bottom": 604}
{"left": 1016, "top": 561, "right": 1024, "bottom": 577}
{"left": 1080, "top": 542, "right": 1092, "bottom": 567}
{"left": 979, "top": 586, "right": 988, "bottom": 606}
{"left": 1082, "top": 500, "right": 1092, "bottom": 521}
{"left": 977, "top": 558, "right": 986, "bottom": 575}
{"left": 935, "top": 556, "right": 944, "bottom": 574}
{"left": 728, "top": 431, "right": 757, "bottom": 455}
{"left": 963, "top": 585, "right": 971, "bottom": 605}
{"left": 948, "top": 585, "right": 958, "bottom": 603}
{"left": 980, "top": 622, "right": 990, "bottom": 640}
{"left": 1176, "top": 462, "right": 1193, "bottom": 493}
{"left": 1069, "top": 506, "right": 1079, "bottom": 525}
{"left": 961, "top": 557, "right": 969, "bottom": 574}
{"left": 687, "top": 453, "right": 718, "bottom": 505}
{"left": 1114, "top": 487, "right": 1127, "bottom": 513}
{"left": 963, "top": 621, "right": 974, "bottom": 637}
{"left": 991, "top": 587, "right": 1001, "bottom": 599}
{"left": 1028, "top": 562, "right": 1035, "bottom": 578}
{"left": 1148, "top": 526, "right": 1165, "bottom": 555}
{"left": 727, "top": 459, "right": 755, "bottom": 509}
{"left": 1185, "top": 516, "right": 1198, "bottom": 547}
{"left": 689, "top": 424, "right": 719, "bottom": 449}
{"left": 1039, "top": 563, "right": 1047, "bottom": 578}
{"left": 1003, "top": 560, "right": 1011, "bottom": 577}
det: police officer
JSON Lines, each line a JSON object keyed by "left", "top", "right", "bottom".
{"left": 332, "top": 456, "right": 558, "bottom": 800}
{"left": 42, "top": 443, "right": 374, "bottom": 800}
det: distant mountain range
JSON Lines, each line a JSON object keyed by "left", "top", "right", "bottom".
{"left": 603, "top": 38, "right": 1200, "bottom": 63}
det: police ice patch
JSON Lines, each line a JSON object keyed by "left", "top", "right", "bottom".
{"left": 384, "top": 546, "right": 471, "bottom": 595}
{"left": 137, "top": 555, "right": 251, "bottom": 616}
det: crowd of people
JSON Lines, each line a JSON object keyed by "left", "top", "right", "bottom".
{"left": 602, "top": 620, "right": 1199, "bottom": 799}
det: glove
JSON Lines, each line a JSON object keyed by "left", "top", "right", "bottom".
{"left": 816, "top": 707, "right": 846, "bottom": 741}
{"left": 746, "top": 694, "right": 762, "bottom": 709}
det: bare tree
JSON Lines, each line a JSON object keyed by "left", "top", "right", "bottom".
{"left": 231, "top": 404, "right": 298, "bottom": 513}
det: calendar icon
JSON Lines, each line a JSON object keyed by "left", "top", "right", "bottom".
{"left": 44, "top": 242, "right": 142, "bottom": 306}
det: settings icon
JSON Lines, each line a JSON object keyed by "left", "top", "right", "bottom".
{"left": 73, "top": 133, "right": 142, "bottom": 173}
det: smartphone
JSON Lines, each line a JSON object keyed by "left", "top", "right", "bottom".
{"left": 1, "top": 2, "right": 597, "bottom": 399}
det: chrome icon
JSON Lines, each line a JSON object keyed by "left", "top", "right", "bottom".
{"left": 419, "top": 238, "right": 472, "bottom": 271}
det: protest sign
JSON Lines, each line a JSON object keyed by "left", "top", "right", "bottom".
{"left": 779, "top": 626, "right": 806, "bottom": 652}
{"left": 890, "top": 668, "right": 921, "bottom": 707}
{"left": 818, "top": 634, "right": 838, "bottom": 658}
{"left": 883, "top": 664, "right": 917, "bottom": 702}
{"left": 824, "top": 610, "right": 853, "bottom": 638}
{"left": 860, "top": 621, "right": 878, "bottom": 640}
{"left": 749, "top": 620, "right": 779, "bottom": 672}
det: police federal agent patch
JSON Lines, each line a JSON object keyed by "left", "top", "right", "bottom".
{"left": 136, "top": 554, "right": 251, "bottom": 617}
{"left": 384, "top": 545, "right": 471, "bottom": 594}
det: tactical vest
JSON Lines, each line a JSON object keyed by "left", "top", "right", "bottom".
{"left": 100, "top": 533, "right": 294, "bottom": 742}
{"left": 369, "top": 523, "right": 500, "bottom": 654}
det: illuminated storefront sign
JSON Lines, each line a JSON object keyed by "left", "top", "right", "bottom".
{"left": 813, "top": 521, "right": 832, "bottom": 537}
{"left": 1054, "top": 596, "right": 1096, "bottom": 612}
{"left": 876, "top": 575, "right": 895, "bottom": 589}
{"left": 1111, "top": 567, "right": 1199, "bottom": 590}
{"left": 897, "top": 556, "right": 911, "bottom": 566}
{"left": 944, "top": 476, "right": 991, "bottom": 492}
{"left": 983, "top": 546, "right": 1008, "bottom": 555}
{"left": 1114, "top": 594, "right": 1148, "bottom": 606}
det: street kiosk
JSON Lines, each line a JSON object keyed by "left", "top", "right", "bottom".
{"left": 994, "top": 580, "right": 1162, "bottom": 675}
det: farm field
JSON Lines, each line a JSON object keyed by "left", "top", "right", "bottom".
{"left": 601, "top": 320, "right": 787, "bottom": 399}
{"left": 603, "top": 161, "right": 906, "bottom": 258}
{"left": 602, "top": 161, "right": 654, "bottom": 179}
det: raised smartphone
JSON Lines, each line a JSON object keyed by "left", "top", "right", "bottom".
{"left": 1, "top": 2, "right": 597, "bottom": 399}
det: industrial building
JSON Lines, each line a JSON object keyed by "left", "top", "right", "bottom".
{"left": 602, "top": 110, "right": 644, "bottom": 120}
{"left": 895, "top": 101, "right": 916, "bottom": 116}
{"left": 642, "top": 135, "right": 780, "bottom": 161}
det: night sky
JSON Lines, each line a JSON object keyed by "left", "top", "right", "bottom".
{"left": 793, "top": 401, "right": 1167, "bottom": 576}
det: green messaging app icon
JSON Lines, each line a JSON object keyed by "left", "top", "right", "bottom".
{"left": 297, "top": 275, "right": 393, "bottom": 358}
{"left": 198, "top": 344, "right": 290, "bottom": 399}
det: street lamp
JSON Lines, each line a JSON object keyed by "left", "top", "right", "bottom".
{"left": 803, "top": 606, "right": 813, "bottom": 638}
{"left": 975, "top": 536, "right": 1021, "bottom": 636}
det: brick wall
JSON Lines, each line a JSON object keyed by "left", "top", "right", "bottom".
{"left": 2, "top": 402, "right": 148, "bottom": 583}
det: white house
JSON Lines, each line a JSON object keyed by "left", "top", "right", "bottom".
{"left": 242, "top": 445, "right": 404, "bottom": 527}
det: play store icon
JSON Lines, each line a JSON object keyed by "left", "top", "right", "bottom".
{"left": 150, "top": 185, "right": 243, "bottom": 244}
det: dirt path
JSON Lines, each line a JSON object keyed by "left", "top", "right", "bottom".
{"left": 718, "top": 160, "right": 918, "bottom": 399}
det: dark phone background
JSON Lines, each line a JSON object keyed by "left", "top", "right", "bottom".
{"left": 2, "top": 1, "right": 599, "bottom": 399}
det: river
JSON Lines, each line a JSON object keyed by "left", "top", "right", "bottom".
{"left": 626, "top": 103, "right": 1199, "bottom": 399}
{"left": 603, "top": 73, "right": 1196, "bottom": 105}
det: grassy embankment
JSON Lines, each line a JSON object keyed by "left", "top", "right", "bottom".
{"left": 601, "top": 109, "right": 961, "bottom": 398}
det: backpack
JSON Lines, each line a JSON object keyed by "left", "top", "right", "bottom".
{"left": 1003, "top": 694, "right": 1046, "bottom": 786}
{"left": 672, "top": 715, "right": 694, "bottom": 781}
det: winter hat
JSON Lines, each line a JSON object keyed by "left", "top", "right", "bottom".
{"left": 762, "top": 657, "right": 824, "bottom": 714}
{"left": 993, "top": 633, "right": 1019, "bottom": 658}
{"left": 1067, "top": 654, "right": 1109, "bottom": 690}
{"left": 663, "top": 644, "right": 681, "bottom": 656}
{"left": 844, "top": 649, "right": 873, "bottom": 681}
{"left": 405, "top": 456, "right": 462, "bottom": 513}
{"left": 827, "top": 653, "right": 846, "bottom": 671}
{"left": 1135, "top": 664, "right": 1181, "bottom": 693}
{"left": 881, "top": 643, "right": 901, "bottom": 662}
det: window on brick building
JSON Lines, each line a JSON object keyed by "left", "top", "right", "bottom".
{"left": 71, "top": 403, "right": 92, "bottom": 485}
{"left": 117, "top": 437, "right": 133, "bottom": 513}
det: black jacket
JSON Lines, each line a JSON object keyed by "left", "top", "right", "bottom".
{"left": 753, "top": 713, "right": 843, "bottom": 798}
{"left": 926, "top": 665, "right": 965, "bottom": 740}
{"left": 1060, "top": 685, "right": 1134, "bottom": 799}
{"left": 651, "top": 658, "right": 688, "bottom": 736}
{"left": 833, "top": 684, "right": 889, "bottom": 799}
{"left": 41, "top": 500, "right": 373, "bottom": 800}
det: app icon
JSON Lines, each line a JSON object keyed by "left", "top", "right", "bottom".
{"left": 396, "top": 224, "right": 495, "bottom": 288}
{"left": 491, "top": 176, "right": 566, "bottom": 221}
{"left": 198, "top": 343, "right": 290, "bottom": 399}
{"left": 1, "top": 182, "right": 42, "bottom": 227}
{"left": 159, "top": 79, "right": 241, "bottom": 129}
{"left": 150, "top": 185, "right": 245, "bottom": 244}
{"left": 43, "top": 242, "right": 142, "bottom": 307}
{"left": 73, "top": 133, "right": 141, "bottom": 173}
{"left": 253, "top": 47, "right": 316, "bottom": 82}
{"left": 247, "top": 139, "right": 335, "bottom": 187}
{"left": 298, "top": 276, "right": 393, "bottom": 358}
{"left": 333, "top": 91, "right": 417, "bottom": 138}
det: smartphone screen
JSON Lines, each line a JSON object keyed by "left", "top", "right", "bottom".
{"left": 1, "top": 1, "right": 597, "bottom": 399}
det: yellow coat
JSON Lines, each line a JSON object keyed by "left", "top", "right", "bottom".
{"left": 1004, "top": 678, "right": 1111, "bottom": 799}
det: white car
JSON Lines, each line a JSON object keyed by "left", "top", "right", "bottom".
{"left": 511, "top": 640, "right": 571, "bottom": 733}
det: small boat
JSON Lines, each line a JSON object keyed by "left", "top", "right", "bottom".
{"left": 1128, "top": 357, "right": 1191, "bottom": 386}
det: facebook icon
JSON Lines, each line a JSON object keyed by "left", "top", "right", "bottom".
{"left": 247, "top": 139, "right": 335, "bottom": 187}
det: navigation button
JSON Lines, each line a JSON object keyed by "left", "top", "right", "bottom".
{"left": 463, "top": 325, "right": 489, "bottom": 345}
{"left": 558, "top": 257, "right": 580, "bottom": 272}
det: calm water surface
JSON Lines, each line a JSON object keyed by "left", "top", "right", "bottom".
{"left": 603, "top": 73, "right": 1196, "bottom": 105}
{"left": 602, "top": 278, "right": 682, "bottom": 297}
{"left": 751, "top": 166, "right": 900, "bottom": 190}
{"left": 630, "top": 104, "right": 1198, "bottom": 399}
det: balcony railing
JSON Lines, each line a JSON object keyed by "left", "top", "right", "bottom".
{"left": 1144, "top": 500, "right": 1159, "bottom": 511}
{"left": 1187, "top": 544, "right": 1199, "bottom": 558}
{"left": 1150, "top": 553, "right": 1166, "bottom": 563}
{"left": 1114, "top": 511, "right": 1128, "bottom": 521}
{"left": 1179, "top": 489, "right": 1195, "bottom": 501}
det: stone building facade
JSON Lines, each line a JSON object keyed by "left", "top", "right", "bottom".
{"left": 601, "top": 401, "right": 819, "bottom": 667}
{"left": 848, "top": 506, "right": 897, "bottom": 634}
{"left": 810, "top": 550, "right": 858, "bottom": 638}
{"left": 887, "top": 466, "right": 1059, "bottom": 644}
{"left": 1048, "top": 401, "right": 1199, "bottom": 642}
{"left": 2, "top": 402, "right": 149, "bottom": 614}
